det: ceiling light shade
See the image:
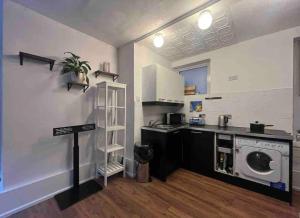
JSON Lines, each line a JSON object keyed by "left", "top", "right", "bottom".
{"left": 198, "top": 11, "right": 213, "bottom": 30}
{"left": 153, "top": 34, "right": 164, "bottom": 48}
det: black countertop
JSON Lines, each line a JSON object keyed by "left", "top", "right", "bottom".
{"left": 141, "top": 124, "right": 293, "bottom": 141}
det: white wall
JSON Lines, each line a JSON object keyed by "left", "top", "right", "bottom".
{"left": 0, "top": 0, "right": 3, "bottom": 192}
{"left": 118, "top": 43, "right": 135, "bottom": 176}
{"left": 294, "top": 39, "right": 300, "bottom": 134}
{"left": 173, "top": 27, "right": 300, "bottom": 133}
{"left": 173, "top": 27, "right": 300, "bottom": 93}
{"left": 118, "top": 43, "right": 179, "bottom": 177}
{"left": 1, "top": 1, "right": 117, "bottom": 216}
{"left": 293, "top": 38, "right": 300, "bottom": 190}
{"left": 182, "top": 89, "right": 293, "bottom": 132}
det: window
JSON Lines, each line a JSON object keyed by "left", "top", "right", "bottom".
{"left": 180, "top": 65, "right": 209, "bottom": 95}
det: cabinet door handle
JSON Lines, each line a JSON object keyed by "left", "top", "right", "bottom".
{"left": 191, "top": 131, "right": 203, "bottom": 134}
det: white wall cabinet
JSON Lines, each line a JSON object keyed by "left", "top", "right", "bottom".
{"left": 142, "top": 64, "right": 184, "bottom": 104}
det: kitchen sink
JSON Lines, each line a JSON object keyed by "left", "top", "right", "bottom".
{"left": 155, "top": 124, "right": 174, "bottom": 129}
{"left": 146, "top": 124, "right": 179, "bottom": 130}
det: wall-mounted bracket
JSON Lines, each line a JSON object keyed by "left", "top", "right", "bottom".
{"left": 67, "top": 82, "right": 89, "bottom": 93}
{"left": 19, "top": 52, "right": 55, "bottom": 71}
{"left": 94, "top": 70, "right": 119, "bottom": 81}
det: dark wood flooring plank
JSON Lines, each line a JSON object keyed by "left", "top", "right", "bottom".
{"left": 9, "top": 169, "right": 300, "bottom": 218}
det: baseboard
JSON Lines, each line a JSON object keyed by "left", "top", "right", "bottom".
{"left": 293, "top": 186, "right": 300, "bottom": 191}
{"left": 0, "top": 162, "right": 95, "bottom": 218}
{"left": 125, "top": 158, "right": 136, "bottom": 178}
{"left": 293, "top": 169, "right": 300, "bottom": 192}
{"left": 0, "top": 160, "right": 136, "bottom": 217}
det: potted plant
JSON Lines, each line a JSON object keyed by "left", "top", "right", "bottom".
{"left": 61, "top": 52, "right": 91, "bottom": 85}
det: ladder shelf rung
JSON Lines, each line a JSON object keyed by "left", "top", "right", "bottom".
{"left": 98, "top": 144, "right": 124, "bottom": 153}
{"left": 97, "top": 162, "right": 124, "bottom": 177}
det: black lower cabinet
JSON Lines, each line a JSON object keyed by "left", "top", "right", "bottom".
{"left": 141, "top": 129, "right": 182, "bottom": 181}
{"left": 142, "top": 128, "right": 292, "bottom": 203}
{"left": 183, "top": 130, "right": 215, "bottom": 177}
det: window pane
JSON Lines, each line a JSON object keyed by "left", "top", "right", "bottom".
{"left": 180, "top": 66, "right": 208, "bottom": 94}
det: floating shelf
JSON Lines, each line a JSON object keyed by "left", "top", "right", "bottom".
{"left": 94, "top": 70, "right": 119, "bottom": 81}
{"left": 19, "top": 52, "right": 55, "bottom": 71}
{"left": 67, "top": 82, "right": 89, "bottom": 93}
{"left": 205, "top": 97, "right": 222, "bottom": 100}
{"left": 142, "top": 101, "right": 184, "bottom": 107}
{"left": 97, "top": 161, "right": 124, "bottom": 177}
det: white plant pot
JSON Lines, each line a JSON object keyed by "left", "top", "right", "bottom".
{"left": 70, "top": 72, "right": 87, "bottom": 84}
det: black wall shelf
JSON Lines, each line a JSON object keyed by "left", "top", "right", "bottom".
{"left": 67, "top": 82, "right": 89, "bottom": 93}
{"left": 205, "top": 97, "right": 222, "bottom": 100}
{"left": 142, "top": 101, "right": 184, "bottom": 107}
{"left": 94, "top": 70, "right": 119, "bottom": 81}
{"left": 19, "top": 52, "right": 55, "bottom": 71}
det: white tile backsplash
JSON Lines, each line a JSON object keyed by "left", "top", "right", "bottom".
{"left": 181, "top": 88, "right": 293, "bottom": 133}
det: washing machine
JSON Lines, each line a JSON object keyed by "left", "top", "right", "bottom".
{"left": 235, "top": 137, "right": 289, "bottom": 191}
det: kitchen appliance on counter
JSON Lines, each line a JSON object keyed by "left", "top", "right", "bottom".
{"left": 163, "top": 113, "right": 185, "bottom": 125}
{"left": 250, "top": 121, "right": 274, "bottom": 133}
{"left": 235, "top": 137, "right": 289, "bottom": 191}
{"left": 189, "top": 114, "right": 206, "bottom": 126}
{"left": 218, "top": 115, "right": 232, "bottom": 127}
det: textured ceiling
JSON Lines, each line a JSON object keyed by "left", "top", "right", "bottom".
{"left": 11, "top": 0, "right": 212, "bottom": 47}
{"left": 140, "top": 0, "right": 300, "bottom": 61}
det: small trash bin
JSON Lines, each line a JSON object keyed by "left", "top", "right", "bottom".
{"left": 134, "top": 144, "right": 153, "bottom": 183}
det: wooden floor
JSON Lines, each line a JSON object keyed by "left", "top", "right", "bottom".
{"left": 10, "top": 169, "right": 300, "bottom": 218}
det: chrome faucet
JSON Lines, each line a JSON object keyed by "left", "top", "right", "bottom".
{"left": 148, "top": 120, "right": 160, "bottom": 127}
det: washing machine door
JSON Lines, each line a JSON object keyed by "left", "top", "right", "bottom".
{"left": 240, "top": 146, "right": 281, "bottom": 182}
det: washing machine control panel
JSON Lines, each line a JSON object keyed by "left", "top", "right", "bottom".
{"left": 236, "top": 137, "right": 289, "bottom": 155}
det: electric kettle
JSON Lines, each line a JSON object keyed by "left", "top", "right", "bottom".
{"left": 218, "top": 115, "right": 232, "bottom": 127}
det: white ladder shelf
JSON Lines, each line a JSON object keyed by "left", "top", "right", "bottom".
{"left": 95, "top": 81, "right": 127, "bottom": 187}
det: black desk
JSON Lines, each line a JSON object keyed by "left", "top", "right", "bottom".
{"left": 53, "top": 124, "right": 102, "bottom": 210}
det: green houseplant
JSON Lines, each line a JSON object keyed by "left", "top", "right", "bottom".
{"left": 61, "top": 52, "right": 91, "bottom": 85}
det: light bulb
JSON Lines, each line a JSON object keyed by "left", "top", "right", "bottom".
{"left": 153, "top": 34, "right": 164, "bottom": 48}
{"left": 198, "top": 11, "right": 213, "bottom": 30}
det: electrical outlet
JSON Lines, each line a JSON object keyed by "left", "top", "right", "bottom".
{"left": 228, "top": 75, "right": 238, "bottom": 81}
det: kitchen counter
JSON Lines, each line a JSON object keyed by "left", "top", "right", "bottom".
{"left": 141, "top": 124, "right": 293, "bottom": 141}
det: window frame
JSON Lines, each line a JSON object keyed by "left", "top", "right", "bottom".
{"left": 175, "top": 59, "right": 211, "bottom": 95}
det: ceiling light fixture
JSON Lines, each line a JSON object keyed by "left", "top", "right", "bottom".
{"left": 198, "top": 11, "right": 213, "bottom": 30}
{"left": 153, "top": 34, "right": 164, "bottom": 48}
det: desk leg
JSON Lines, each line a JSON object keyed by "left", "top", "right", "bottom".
{"left": 73, "top": 133, "right": 79, "bottom": 188}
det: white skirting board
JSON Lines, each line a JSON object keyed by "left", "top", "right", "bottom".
{"left": 125, "top": 158, "right": 136, "bottom": 178}
{"left": 0, "top": 160, "right": 134, "bottom": 218}
{"left": 293, "top": 146, "right": 300, "bottom": 191}
{"left": 0, "top": 163, "right": 95, "bottom": 217}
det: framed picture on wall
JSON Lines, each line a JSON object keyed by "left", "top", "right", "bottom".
{"left": 190, "top": 101, "right": 203, "bottom": 112}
